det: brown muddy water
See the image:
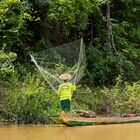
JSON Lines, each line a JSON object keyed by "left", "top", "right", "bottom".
{"left": 0, "top": 124, "right": 140, "bottom": 140}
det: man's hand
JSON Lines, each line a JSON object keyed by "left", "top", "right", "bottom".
{"left": 73, "top": 81, "right": 76, "bottom": 86}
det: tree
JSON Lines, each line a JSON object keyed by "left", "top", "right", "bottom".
{"left": 0, "top": 0, "right": 32, "bottom": 59}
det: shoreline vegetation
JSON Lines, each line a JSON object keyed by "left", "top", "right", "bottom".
{"left": 0, "top": 0, "right": 140, "bottom": 125}
{"left": 1, "top": 115, "right": 140, "bottom": 126}
{"left": 0, "top": 73, "right": 140, "bottom": 125}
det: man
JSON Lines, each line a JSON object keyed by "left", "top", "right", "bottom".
{"left": 58, "top": 73, "right": 76, "bottom": 121}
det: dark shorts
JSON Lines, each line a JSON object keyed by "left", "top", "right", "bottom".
{"left": 60, "top": 99, "right": 71, "bottom": 113}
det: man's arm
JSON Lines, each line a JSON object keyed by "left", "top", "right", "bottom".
{"left": 72, "top": 83, "right": 76, "bottom": 91}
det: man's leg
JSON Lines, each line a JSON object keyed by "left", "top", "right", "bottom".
{"left": 66, "top": 112, "right": 70, "bottom": 119}
{"left": 61, "top": 111, "right": 65, "bottom": 120}
{"left": 65, "top": 99, "right": 71, "bottom": 121}
{"left": 60, "top": 100, "right": 66, "bottom": 120}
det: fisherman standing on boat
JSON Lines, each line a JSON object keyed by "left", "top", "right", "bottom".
{"left": 58, "top": 73, "right": 76, "bottom": 122}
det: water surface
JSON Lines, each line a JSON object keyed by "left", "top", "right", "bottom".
{"left": 0, "top": 123, "right": 140, "bottom": 140}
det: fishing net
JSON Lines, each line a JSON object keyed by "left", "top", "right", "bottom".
{"left": 30, "top": 39, "right": 86, "bottom": 93}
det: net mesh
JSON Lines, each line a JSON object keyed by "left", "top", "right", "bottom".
{"left": 30, "top": 39, "right": 86, "bottom": 93}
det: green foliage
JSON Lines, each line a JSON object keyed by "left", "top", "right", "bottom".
{"left": 99, "top": 81, "right": 140, "bottom": 114}
{"left": 74, "top": 86, "right": 98, "bottom": 111}
{"left": 32, "top": 0, "right": 50, "bottom": 6}
{"left": 113, "top": 22, "right": 140, "bottom": 59}
{"left": 74, "top": 81, "right": 140, "bottom": 115}
{"left": 2, "top": 74, "right": 60, "bottom": 124}
{"left": 0, "top": 50, "right": 17, "bottom": 81}
{"left": 86, "top": 45, "right": 135, "bottom": 86}
{"left": 111, "top": 0, "right": 140, "bottom": 72}
{"left": 0, "top": 51, "right": 17, "bottom": 105}
{"left": 0, "top": 0, "right": 32, "bottom": 53}
{"left": 48, "top": 0, "right": 107, "bottom": 37}
{"left": 48, "top": 0, "right": 93, "bottom": 31}
{"left": 106, "top": 53, "right": 135, "bottom": 82}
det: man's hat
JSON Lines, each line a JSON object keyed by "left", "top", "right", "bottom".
{"left": 59, "top": 73, "right": 71, "bottom": 80}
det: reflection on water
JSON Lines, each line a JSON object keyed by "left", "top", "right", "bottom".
{"left": 0, "top": 124, "right": 140, "bottom": 140}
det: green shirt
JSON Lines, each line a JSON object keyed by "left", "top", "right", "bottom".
{"left": 58, "top": 82, "right": 76, "bottom": 101}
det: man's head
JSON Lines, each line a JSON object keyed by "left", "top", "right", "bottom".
{"left": 59, "top": 73, "right": 71, "bottom": 81}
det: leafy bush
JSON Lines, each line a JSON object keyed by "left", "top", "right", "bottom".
{"left": 74, "top": 85, "right": 101, "bottom": 112}
{"left": 0, "top": 51, "right": 17, "bottom": 97}
{"left": 2, "top": 73, "right": 60, "bottom": 124}
{"left": 74, "top": 81, "right": 140, "bottom": 115}
{"left": 118, "top": 81, "right": 140, "bottom": 114}
{"left": 98, "top": 81, "right": 140, "bottom": 114}
{"left": 86, "top": 45, "right": 136, "bottom": 86}
{"left": 0, "top": 51, "right": 17, "bottom": 80}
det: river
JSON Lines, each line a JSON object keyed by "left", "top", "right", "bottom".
{"left": 0, "top": 123, "right": 140, "bottom": 140}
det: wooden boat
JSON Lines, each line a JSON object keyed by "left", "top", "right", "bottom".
{"left": 53, "top": 116, "right": 140, "bottom": 127}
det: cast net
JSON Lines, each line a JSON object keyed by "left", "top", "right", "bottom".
{"left": 30, "top": 39, "right": 86, "bottom": 93}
